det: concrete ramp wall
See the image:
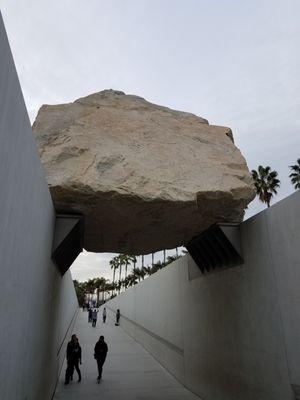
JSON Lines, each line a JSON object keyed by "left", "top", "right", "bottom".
{"left": 0, "top": 13, "right": 78, "bottom": 400}
{"left": 107, "top": 190, "right": 300, "bottom": 400}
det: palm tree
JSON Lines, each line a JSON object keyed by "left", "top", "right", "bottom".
{"left": 251, "top": 165, "right": 280, "bottom": 207}
{"left": 102, "top": 280, "right": 111, "bottom": 302}
{"left": 163, "top": 250, "right": 166, "bottom": 263}
{"left": 118, "top": 254, "right": 136, "bottom": 280}
{"left": 151, "top": 253, "right": 154, "bottom": 266}
{"left": 120, "top": 278, "right": 126, "bottom": 292}
{"left": 109, "top": 257, "right": 119, "bottom": 293}
{"left": 132, "top": 267, "right": 145, "bottom": 282}
{"left": 94, "top": 277, "right": 108, "bottom": 305}
{"left": 166, "top": 255, "right": 180, "bottom": 265}
{"left": 125, "top": 274, "right": 136, "bottom": 288}
{"left": 118, "top": 255, "right": 126, "bottom": 280}
{"left": 129, "top": 274, "right": 138, "bottom": 286}
{"left": 73, "top": 280, "right": 85, "bottom": 306}
{"left": 139, "top": 268, "right": 146, "bottom": 280}
{"left": 94, "top": 277, "right": 102, "bottom": 305}
{"left": 115, "top": 255, "right": 124, "bottom": 284}
{"left": 128, "top": 255, "right": 137, "bottom": 277}
{"left": 116, "top": 280, "right": 122, "bottom": 294}
{"left": 104, "top": 282, "right": 113, "bottom": 298}
{"left": 85, "top": 278, "right": 96, "bottom": 303}
{"left": 150, "top": 264, "right": 160, "bottom": 274}
{"left": 143, "top": 266, "right": 152, "bottom": 276}
{"left": 109, "top": 282, "right": 118, "bottom": 298}
{"left": 289, "top": 159, "right": 300, "bottom": 189}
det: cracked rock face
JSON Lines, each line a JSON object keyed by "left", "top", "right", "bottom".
{"left": 32, "top": 90, "right": 255, "bottom": 254}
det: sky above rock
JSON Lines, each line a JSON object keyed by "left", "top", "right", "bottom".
{"left": 1, "top": 0, "right": 299, "bottom": 281}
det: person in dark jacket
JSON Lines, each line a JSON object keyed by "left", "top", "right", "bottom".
{"left": 116, "top": 309, "right": 120, "bottom": 325}
{"left": 65, "top": 334, "right": 82, "bottom": 385}
{"left": 88, "top": 308, "right": 93, "bottom": 323}
{"left": 94, "top": 335, "right": 108, "bottom": 383}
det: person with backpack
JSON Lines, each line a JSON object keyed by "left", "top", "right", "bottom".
{"left": 94, "top": 335, "right": 108, "bottom": 383}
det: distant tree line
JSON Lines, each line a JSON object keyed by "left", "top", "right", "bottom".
{"left": 73, "top": 251, "right": 186, "bottom": 306}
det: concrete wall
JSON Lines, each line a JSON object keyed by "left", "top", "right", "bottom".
{"left": 107, "top": 190, "right": 300, "bottom": 400}
{"left": 0, "top": 13, "right": 78, "bottom": 400}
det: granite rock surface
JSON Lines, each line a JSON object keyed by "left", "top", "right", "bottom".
{"left": 33, "top": 90, "right": 255, "bottom": 253}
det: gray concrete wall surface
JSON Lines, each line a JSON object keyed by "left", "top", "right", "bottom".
{"left": 107, "top": 190, "right": 300, "bottom": 400}
{"left": 0, "top": 12, "right": 78, "bottom": 400}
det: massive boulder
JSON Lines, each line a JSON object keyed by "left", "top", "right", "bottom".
{"left": 32, "top": 90, "right": 255, "bottom": 254}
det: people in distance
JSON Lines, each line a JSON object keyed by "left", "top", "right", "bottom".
{"left": 102, "top": 307, "right": 107, "bottom": 323}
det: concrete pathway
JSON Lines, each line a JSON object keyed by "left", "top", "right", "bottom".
{"left": 53, "top": 310, "right": 200, "bottom": 400}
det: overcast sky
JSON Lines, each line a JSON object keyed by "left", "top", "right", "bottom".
{"left": 1, "top": 0, "right": 299, "bottom": 281}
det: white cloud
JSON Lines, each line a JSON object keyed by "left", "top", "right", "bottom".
{"left": 70, "top": 251, "right": 116, "bottom": 282}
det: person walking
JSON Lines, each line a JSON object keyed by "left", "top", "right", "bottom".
{"left": 92, "top": 308, "right": 98, "bottom": 327}
{"left": 65, "top": 334, "right": 82, "bottom": 385}
{"left": 116, "top": 309, "right": 120, "bottom": 325}
{"left": 102, "top": 307, "right": 107, "bottom": 323}
{"left": 94, "top": 335, "right": 108, "bottom": 383}
{"left": 88, "top": 308, "right": 93, "bottom": 323}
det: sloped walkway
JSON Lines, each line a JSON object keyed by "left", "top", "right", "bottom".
{"left": 53, "top": 310, "right": 200, "bottom": 400}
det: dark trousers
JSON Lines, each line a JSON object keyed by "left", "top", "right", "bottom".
{"left": 103, "top": 315, "right": 106, "bottom": 323}
{"left": 65, "top": 360, "right": 81, "bottom": 383}
{"left": 92, "top": 318, "right": 97, "bottom": 327}
{"left": 96, "top": 355, "right": 106, "bottom": 379}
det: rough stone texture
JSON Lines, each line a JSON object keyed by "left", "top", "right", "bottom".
{"left": 32, "top": 90, "right": 255, "bottom": 254}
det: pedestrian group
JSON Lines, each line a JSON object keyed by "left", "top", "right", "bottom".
{"left": 65, "top": 307, "right": 120, "bottom": 385}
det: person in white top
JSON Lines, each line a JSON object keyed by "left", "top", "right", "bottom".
{"left": 92, "top": 308, "right": 98, "bottom": 327}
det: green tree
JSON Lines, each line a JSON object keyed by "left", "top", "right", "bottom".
{"left": 94, "top": 277, "right": 108, "bottom": 305}
{"left": 101, "top": 280, "right": 111, "bottom": 302}
{"left": 118, "top": 254, "right": 136, "bottom": 280}
{"left": 132, "top": 267, "right": 145, "bottom": 282}
{"left": 109, "top": 256, "right": 119, "bottom": 294}
{"left": 128, "top": 273, "right": 138, "bottom": 287}
{"left": 117, "top": 255, "right": 124, "bottom": 283}
{"left": 251, "top": 165, "right": 280, "bottom": 207}
{"left": 85, "top": 278, "right": 96, "bottom": 302}
{"left": 150, "top": 261, "right": 165, "bottom": 275}
{"left": 165, "top": 255, "right": 180, "bottom": 265}
{"left": 143, "top": 266, "right": 152, "bottom": 276}
{"left": 73, "top": 280, "right": 85, "bottom": 306}
{"left": 289, "top": 159, "right": 300, "bottom": 189}
{"left": 116, "top": 280, "right": 122, "bottom": 294}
